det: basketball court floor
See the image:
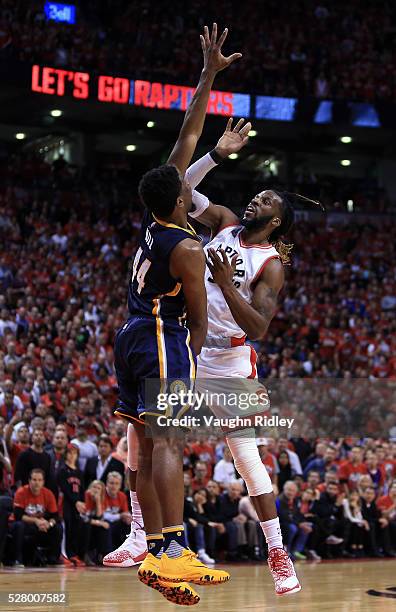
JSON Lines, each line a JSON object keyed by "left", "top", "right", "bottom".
{"left": 1, "top": 560, "right": 396, "bottom": 611}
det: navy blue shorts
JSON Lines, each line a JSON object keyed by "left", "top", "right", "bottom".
{"left": 114, "top": 315, "right": 197, "bottom": 424}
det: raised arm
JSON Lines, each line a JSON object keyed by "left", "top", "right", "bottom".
{"left": 167, "top": 24, "right": 242, "bottom": 176}
{"left": 207, "top": 249, "right": 284, "bottom": 340}
{"left": 5, "top": 411, "right": 22, "bottom": 453}
{"left": 170, "top": 239, "right": 207, "bottom": 355}
{"left": 186, "top": 118, "right": 252, "bottom": 234}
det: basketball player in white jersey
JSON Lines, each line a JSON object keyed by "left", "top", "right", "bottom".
{"left": 182, "top": 118, "right": 301, "bottom": 596}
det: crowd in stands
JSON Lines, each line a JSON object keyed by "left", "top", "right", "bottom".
{"left": 183, "top": 437, "right": 396, "bottom": 563}
{"left": 0, "top": 147, "right": 395, "bottom": 566}
{"left": 1, "top": 0, "right": 396, "bottom": 101}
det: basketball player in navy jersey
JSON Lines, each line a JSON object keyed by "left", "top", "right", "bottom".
{"left": 113, "top": 24, "right": 241, "bottom": 605}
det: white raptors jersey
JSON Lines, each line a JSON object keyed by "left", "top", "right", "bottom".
{"left": 204, "top": 224, "right": 280, "bottom": 339}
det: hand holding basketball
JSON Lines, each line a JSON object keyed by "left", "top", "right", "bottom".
{"left": 200, "top": 23, "right": 242, "bottom": 74}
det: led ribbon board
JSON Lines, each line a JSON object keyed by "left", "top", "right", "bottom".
{"left": 30, "top": 66, "right": 382, "bottom": 126}
{"left": 255, "top": 96, "right": 297, "bottom": 122}
{"left": 31, "top": 66, "right": 251, "bottom": 117}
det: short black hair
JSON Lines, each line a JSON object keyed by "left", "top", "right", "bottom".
{"left": 29, "top": 468, "right": 45, "bottom": 479}
{"left": 138, "top": 164, "right": 182, "bottom": 218}
{"left": 98, "top": 434, "right": 113, "bottom": 448}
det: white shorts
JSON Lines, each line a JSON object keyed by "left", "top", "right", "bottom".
{"left": 197, "top": 344, "right": 258, "bottom": 379}
{"left": 195, "top": 345, "right": 269, "bottom": 421}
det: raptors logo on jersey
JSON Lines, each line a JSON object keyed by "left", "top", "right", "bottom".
{"left": 204, "top": 224, "right": 280, "bottom": 339}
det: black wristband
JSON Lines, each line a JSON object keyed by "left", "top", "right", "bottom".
{"left": 209, "top": 148, "right": 224, "bottom": 165}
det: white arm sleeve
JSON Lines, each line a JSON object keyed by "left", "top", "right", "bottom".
{"left": 189, "top": 190, "right": 209, "bottom": 219}
{"left": 185, "top": 153, "right": 218, "bottom": 189}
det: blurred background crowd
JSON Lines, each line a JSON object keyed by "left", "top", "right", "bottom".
{"left": 0, "top": 149, "right": 395, "bottom": 567}
{"left": 2, "top": 0, "right": 396, "bottom": 100}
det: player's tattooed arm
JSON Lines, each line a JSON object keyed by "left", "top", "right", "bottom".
{"left": 167, "top": 24, "right": 242, "bottom": 176}
{"left": 170, "top": 239, "right": 208, "bottom": 355}
{"left": 207, "top": 249, "right": 283, "bottom": 340}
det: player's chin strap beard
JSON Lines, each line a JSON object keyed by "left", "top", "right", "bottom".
{"left": 240, "top": 215, "right": 274, "bottom": 232}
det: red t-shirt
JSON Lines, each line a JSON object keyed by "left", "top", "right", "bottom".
{"left": 380, "top": 460, "right": 396, "bottom": 480}
{"left": 191, "top": 476, "right": 210, "bottom": 492}
{"left": 376, "top": 495, "right": 396, "bottom": 519}
{"left": 9, "top": 442, "right": 29, "bottom": 467}
{"left": 338, "top": 461, "right": 368, "bottom": 489}
{"left": 84, "top": 490, "right": 128, "bottom": 515}
{"left": 261, "top": 453, "right": 278, "bottom": 482}
{"left": 84, "top": 490, "right": 100, "bottom": 513}
{"left": 103, "top": 491, "right": 129, "bottom": 514}
{"left": 190, "top": 443, "right": 215, "bottom": 477}
{"left": 14, "top": 485, "right": 57, "bottom": 517}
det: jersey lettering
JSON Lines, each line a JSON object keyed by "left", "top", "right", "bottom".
{"left": 131, "top": 247, "right": 152, "bottom": 294}
{"left": 135, "top": 258, "right": 152, "bottom": 294}
{"left": 205, "top": 226, "right": 280, "bottom": 338}
{"left": 145, "top": 228, "right": 153, "bottom": 249}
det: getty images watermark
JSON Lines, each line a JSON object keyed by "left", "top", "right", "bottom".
{"left": 155, "top": 388, "right": 294, "bottom": 430}
{"left": 146, "top": 376, "right": 396, "bottom": 437}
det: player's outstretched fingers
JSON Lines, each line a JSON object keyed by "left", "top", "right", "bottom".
{"left": 225, "top": 117, "right": 233, "bottom": 131}
{"left": 232, "top": 118, "right": 245, "bottom": 132}
{"left": 239, "top": 121, "right": 252, "bottom": 137}
{"left": 217, "top": 27, "right": 228, "bottom": 49}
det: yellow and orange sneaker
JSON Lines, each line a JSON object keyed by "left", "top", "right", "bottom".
{"left": 138, "top": 552, "right": 200, "bottom": 606}
{"left": 158, "top": 549, "right": 230, "bottom": 586}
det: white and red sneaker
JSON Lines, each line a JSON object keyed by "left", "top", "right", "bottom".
{"left": 267, "top": 548, "right": 301, "bottom": 596}
{"left": 103, "top": 526, "right": 147, "bottom": 568}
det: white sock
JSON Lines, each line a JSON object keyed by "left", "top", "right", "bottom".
{"left": 130, "top": 490, "right": 144, "bottom": 529}
{"left": 260, "top": 517, "right": 283, "bottom": 551}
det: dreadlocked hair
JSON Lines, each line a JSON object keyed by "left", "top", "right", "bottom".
{"left": 269, "top": 191, "right": 295, "bottom": 265}
{"left": 270, "top": 191, "right": 324, "bottom": 265}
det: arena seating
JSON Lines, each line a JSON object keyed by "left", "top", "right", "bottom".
{"left": 0, "top": 149, "right": 395, "bottom": 565}
{"left": 2, "top": 0, "right": 396, "bottom": 100}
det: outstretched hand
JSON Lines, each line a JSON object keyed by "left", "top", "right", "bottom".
{"left": 215, "top": 117, "right": 252, "bottom": 158}
{"left": 200, "top": 23, "right": 242, "bottom": 74}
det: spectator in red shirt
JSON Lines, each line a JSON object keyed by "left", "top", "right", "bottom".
{"left": 338, "top": 446, "right": 368, "bottom": 492}
{"left": 257, "top": 438, "right": 279, "bottom": 485}
{"left": 318, "top": 472, "right": 341, "bottom": 494}
{"left": 11, "top": 468, "right": 62, "bottom": 566}
{"left": 0, "top": 391, "right": 19, "bottom": 421}
{"left": 376, "top": 481, "right": 396, "bottom": 518}
{"left": 40, "top": 380, "right": 63, "bottom": 414}
{"left": 192, "top": 461, "right": 210, "bottom": 492}
{"left": 301, "top": 470, "right": 322, "bottom": 498}
{"left": 191, "top": 434, "right": 216, "bottom": 477}
{"left": 4, "top": 413, "right": 30, "bottom": 468}
{"left": 102, "top": 471, "right": 131, "bottom": 550}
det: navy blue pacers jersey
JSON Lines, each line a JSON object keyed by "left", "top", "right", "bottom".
{"left": 114, "top": 209, "right": 201, "bottom": 425}
{"left": 128, "top": 210, "right": 199, "bottom": 320}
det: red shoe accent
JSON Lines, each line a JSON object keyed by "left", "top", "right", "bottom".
{"left": 61, "top": 555, "right": 76, "bottom": 567}
{"left": 267, "top": 548, "right": 301, "bottom": 596}
{"left": 69, "top": 556, "right": 86, "bottom": 567}
{"left": 134, "top": 550, "right": 148, "bottom": 563}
